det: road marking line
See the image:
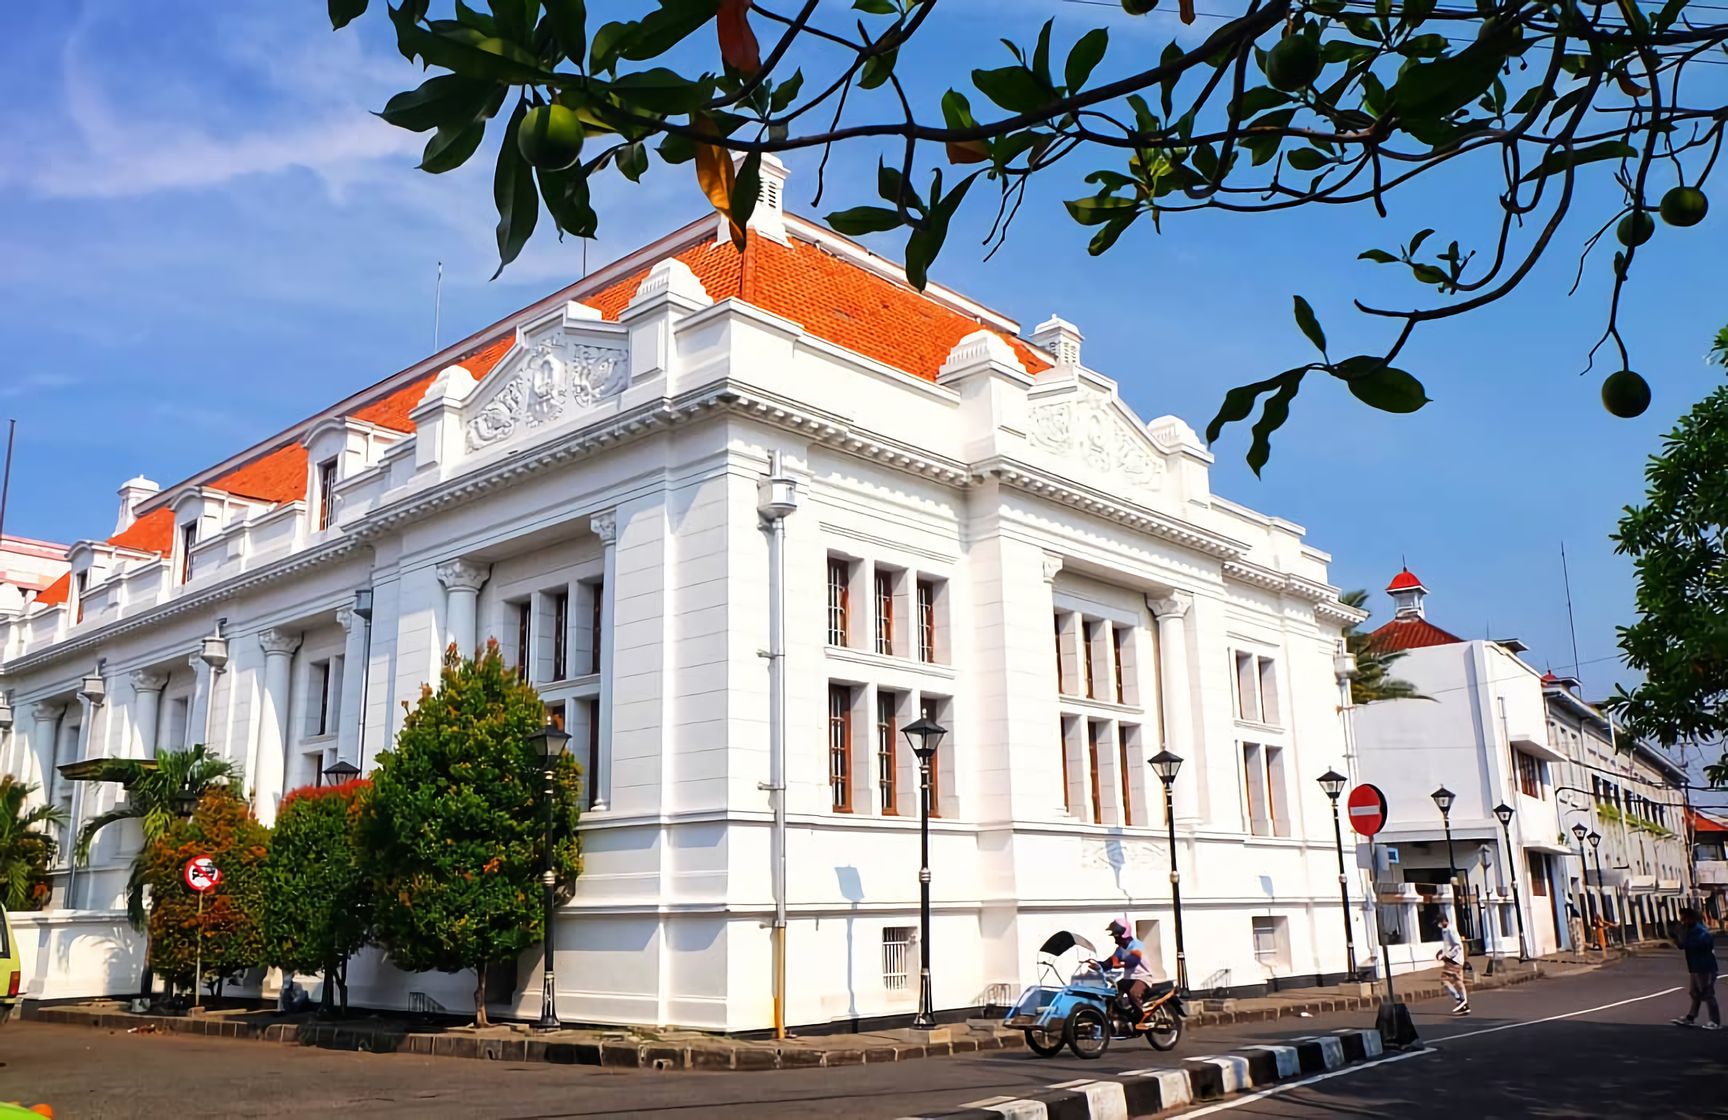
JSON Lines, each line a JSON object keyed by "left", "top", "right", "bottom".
{"left": 1170, "top": 985, "right": 1684, "bottom": 1116}
{"left": 1432, "top": 986, "right": 1682, "bottom": 1044}
{"left": 1175, "top": 1051, "right": 1431, "bottom": 1116}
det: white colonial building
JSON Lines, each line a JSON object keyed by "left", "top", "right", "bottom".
{"left": 1351, "top": 570, "right": 1573, "bottom": 967}
{"left": 1, "top": 161, "right": 1370, "bottom": 1030}
{"left": 1543, "top": 673, "right": 1690, "bottom": 941}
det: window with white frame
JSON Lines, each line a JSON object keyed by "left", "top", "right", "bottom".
{"left": 877, "top": 689, "right": 900, "bottom": 815}
{"left": 916, "top": 578, "right": 942, "bottom": 663}
{"left": 1251, "top": 915, "right": 1290, "bottom": 969}
{"left": 882, "top": 926, "right": 915, "bottom": 991}
{"left": 1242, "top": 742, "right": 1281, "bottom": 836}
{"left": 317, "top": 457, "right": 338, "bottom": 531}
{"left": 164, "top": 696, "right": 190, "bottom": 752}
{"left": 1233, "top": 650, "right": 1281, "bottom": 725}
{"left": 305, "top": 658, "right": 340, "bottom": 738}
{"left": 826, "top": 557, "right": 852, "bottom": 647}
{"left": 550, "top": 589, "right": 570, "bottom": 681}
{"left": 513, "top": 599, "right": 532, "bottom": 682}
{"left": 874, "top": 568, "right": 896, "bottom": 656}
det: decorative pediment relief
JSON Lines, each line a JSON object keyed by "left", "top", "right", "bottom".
{"left": 465, "top": 324, "right": 629, "bottom": 451}
{"left": 1027, "top": 392, "right": 1166, "bottom": 494}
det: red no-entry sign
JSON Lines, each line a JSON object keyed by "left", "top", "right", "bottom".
{"left": 1347, "top": 784, "right": 1388, "bottom": 837}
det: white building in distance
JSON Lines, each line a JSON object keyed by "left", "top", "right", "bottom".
{"left": 1351, "top": 570, "right": 1573, "bottom": 966}
{"left": 1542, "top": 672, "right": 1690, "bottom": 940}
{"left": 1, "top": 162, "right": 1369, "bottom": 1031}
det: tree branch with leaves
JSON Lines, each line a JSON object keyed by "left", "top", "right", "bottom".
{"left": 336, "top": 0, "right": 1726, "bottom": 468}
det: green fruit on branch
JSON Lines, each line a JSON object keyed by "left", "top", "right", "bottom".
{"left": 1601, "top": 369, "right": 1652, "bottom": 418}
{"left": 1616, "top": 210, "right": 1655, "bottom": 247}
{"left": 1659, "top": 186, "right": 1708, "bottom": 227}
{"left": 518, "top": 104, "right": 583, "bottom": 171}
{"left": 1266, "top": 36, "right": 1322, "bottom": 92}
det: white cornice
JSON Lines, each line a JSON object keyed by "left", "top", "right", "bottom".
{"left": 977, "top": 458, "right": 1248, "bottom": 560}
{"left": 0, "top": 535, "right": 365, "bottom": 677}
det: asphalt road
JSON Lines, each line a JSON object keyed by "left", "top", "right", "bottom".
{"left": 0, "top": 956, "right": 1716, "bottom": 1119}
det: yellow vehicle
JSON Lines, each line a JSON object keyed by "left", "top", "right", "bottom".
{"left": 1, "top": 909, "right": 20, "bottom": 1025}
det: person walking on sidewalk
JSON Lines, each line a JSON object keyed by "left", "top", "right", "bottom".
{"left": 1437, "top": 915, "right": 1470, "bottom": 1016}
{"left": 1671, "top": 907, "right": 1720, "bottom": 1030}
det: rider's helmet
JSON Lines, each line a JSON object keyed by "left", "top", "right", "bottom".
{"left": 1106, "top": 919, "right": 1128, "bottom": 943}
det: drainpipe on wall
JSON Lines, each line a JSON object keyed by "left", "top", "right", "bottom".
{"left": 757, "top": 452, "right": 799, "bottom": 1040}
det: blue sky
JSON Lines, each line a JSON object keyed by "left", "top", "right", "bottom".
{"left": 2, "top": 0, "right": 1723, "bottom": 704}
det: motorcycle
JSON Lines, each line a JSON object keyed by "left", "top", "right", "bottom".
{"left": 1003, "top": 930, "right": 1184, "bottom": 1059}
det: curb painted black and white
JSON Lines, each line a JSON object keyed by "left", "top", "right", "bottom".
{"left": 900, "top": 1028, "right": 1387, "bottom": 1119}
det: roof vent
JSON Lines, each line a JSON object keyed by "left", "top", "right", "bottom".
{"left": 720, "top": 153, "right": 789, "bottom": 245}
{"left": 1387, "top": 568, "right": 1427, "bottom": 619}
{"left": 1030, "top": 315, "right": 1083, "bottom": 369}
{"left": 114, "top": 475, "right": 160, "bottom": 535}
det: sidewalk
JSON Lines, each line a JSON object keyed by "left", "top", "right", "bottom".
{"left": 29, "top": 947, "right": 1616, "bottom": 1073}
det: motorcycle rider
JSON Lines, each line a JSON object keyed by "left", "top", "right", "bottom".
{"left": 1102, "top": 919, "right": 1155, "bottom": 1025}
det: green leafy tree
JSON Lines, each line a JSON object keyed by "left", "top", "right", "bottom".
{"left": 1340, "top": 589, "right": 1426, "bottom": 704}
{"left": 0, "top": 778, "right": 65, "bottom": 912}
{"left": 332, "top": 0, "right": 1728, "bottom": 468}
{"left": 1607, "top": 352, "right": 1728, "bottom": 779}
{"left": 74, "top": 744, "right": 241, "bottom": 926}
{"left": 260, "top": 779, "right": 373, "bottom": 1013}
{"left": 141, "top": 788, "right": 270, "bottom": 997}
{"left": 358, "top": 642, "right": 582, "bottom": 1027}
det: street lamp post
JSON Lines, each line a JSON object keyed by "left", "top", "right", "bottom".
{"left": 1431, "top": 786, "right": 1459, "bottom": 939}
{"left": 1588, "top": 831, "right": 1612, "bottom": 947}
{"left": 1148, "top": 750, "right": 1188, "bottom": 991}
{"left": 903, "top": 715, "right": 947, "bottom": 1030}
{"left": 1571, "top": 822, "right": 1597, "bottom": 952}
{"left": 1317, "top": 768, "right": 1357, "bottom": 979}
{"left": 1493, "top": 803, "right": 1529, "bottom": 961}
{"left": 527, "top": 721, "right": 571, "bottom": 1031}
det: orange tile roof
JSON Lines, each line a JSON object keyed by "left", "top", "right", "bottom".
{"left": 350, "top": 333, "right": 517, "bottom": 432}
{"left": 108, "top": 508, "right": 175, "bottom": 554}
{"left": 209, "top": 444, "right": 308, "bottom": 505}
{"left": 580, "top": 231, "right": 1045, "bottom": 379}
{"left": 1365, "top": 615, "right": 1465, "bottom": 652}
{"left": 34, "top": 221, "right": 1053, "bottom": 575}
{"left": 36, "top": 572, "right": 69, "bottom": 605}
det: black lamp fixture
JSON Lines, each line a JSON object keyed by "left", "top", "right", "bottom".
{"left": 1431, "top": 786, "right": 1459, "bottom": 911}
{"left": 1572, "top": 822, "right": 1589, "bottom": 842}
{"left": 528, "top": 720, "right": 572, "bottom": 1030}
{"left": 1491, "top": 802, "right": 1529, "bottom": 960}
{"left": 322, "top": 759, "right": 362, "bottom": 786}
{"left": 171, "top": 787, "right": 200, "bottom": 818}
{"left": 1570, "top": 821, "right": 1596, "bottom": 940}
{"left": 1148, "top": 750, "right": 1188, "bottom": 990}
{"left": 1316, "top": 768, "right": 1356, "bottom": 977}
{"left": 1317, "top": 768, "right": 1349, "bottom": 800}
{"left": 901, "top": 714, "right": 946, "bottom": 1030}
{"left": 352, "top": 587, "right": 374, "bottom": 620}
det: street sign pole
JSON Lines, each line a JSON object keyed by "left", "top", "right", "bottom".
{"left": 194, "top": 890, "right": 205, "bottom": 1010}
{"left": 1347, "top": 782, "right": 1418, "bottom": 1050}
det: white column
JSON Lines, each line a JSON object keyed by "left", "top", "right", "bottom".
{"left": 27, "top": 702, "right": 63, "bottom": 809}
{"left": 256, "top": 628, "right": 302, "bottom": 825}
{"left": 187, "top": 651, "right": 214, "bottom": 750}
{"left": 590, "top": 510, "right": 618, "bottom": 812}
{"left": 1148, "top": 591, "right": 1196, "bottom": 819}
{"left": 337, "top": 606, "right": 368, "bottom": 768}
{"left": 129, "top": 670, "right": 169, "bottom": 758}
{"left": 436, "top": 558, "right": 490, "bottom": 659}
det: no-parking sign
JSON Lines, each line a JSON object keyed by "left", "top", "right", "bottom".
{"left": 183, "top": 856, "right": 223, "bottom": 893}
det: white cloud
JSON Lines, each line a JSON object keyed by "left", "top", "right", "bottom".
{"left": 0, "top": 372, "right": 83, "bottom": 399}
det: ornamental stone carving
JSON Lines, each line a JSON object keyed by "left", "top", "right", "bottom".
{"left": 258, "top": 628, "right": 303, "bottom": 658}
{"left": 590, "top": 509, "right": 618, "bottom": 546}
{"left": 436, "top": 558, "right": 491, "bottom": 593}
{"left": 1029, "top": 397, "right": 1164, "bottom": 492}
{"left": 1147, "top": 590, "right": 1193, "bottom": 620}
{"left": 465, "top": 335, "right": 629, "bottom": 450}
{"left": 128, "top": 669, "right": 170, "bottom": 694}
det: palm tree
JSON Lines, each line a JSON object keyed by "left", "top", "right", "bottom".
{"left": 1340, "top": 589, "right": 1427, "bottom": 704}
{"left": 0, "top": 777, "right": 67, "bottom": 912}
{"left": 75, "top": 744, "right": 241, "bottom": 926}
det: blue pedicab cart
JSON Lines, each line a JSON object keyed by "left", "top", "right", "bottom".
{"left": 1003, "top": 930, "right": 1184, "bottom": 1059}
